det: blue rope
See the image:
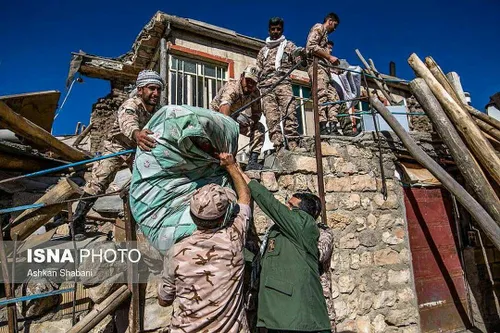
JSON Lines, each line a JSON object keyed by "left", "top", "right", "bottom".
{"left": 0, "top": 203, "right": 44, "bottom": 215}
{"left": 0, "top": 149, "right": 135, "bottom": 185}
{"left": 0, "top": 288, "right": 74, "bottom": 307}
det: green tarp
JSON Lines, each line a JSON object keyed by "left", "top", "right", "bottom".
{"left": 130, "top": 105, "right": 239, "bottom": 253}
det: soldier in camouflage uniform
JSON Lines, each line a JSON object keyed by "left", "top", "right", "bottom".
{"left": 158, "top": 153, "right": 252, "bottom": 333}
{"left": 211, "top": 66, "right": 265, "bottom": 170}
{"left": 71, "top": 70, "right": 163, "bottom": 240}
{"left": 257, "top": 17, "right": 302, "bottom": 152}
{"left": 318, "top": 222, "right": 337, "bottom": 332}
{"left": 306, "top": 12, "right": 342, "bottom": 135}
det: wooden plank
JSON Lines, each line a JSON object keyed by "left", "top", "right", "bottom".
{"left": 0, "top": 101, "right": 90, "bottom": 161}
{"left": 409, "top": 54, "right": 500, "bottom": 186}
{"left": 0, "top": 90, "right": 60, "bottom": 132}
{"left": 73, "top": 122, "right": 93, "bottom": 147}
{"left": 10, "top": 178, "right": 83, "bottom": 241}
{"left": 370, "top": 95, "right": 500, "bottom": 251}
{"left": 410, "top": 78, "right": 500, "bottom": 225}
{"left": 160, "top": 38, "right": 168, "bottom": 106}
{"left": 0, "top": 151, "right": 62, "bottom": 172}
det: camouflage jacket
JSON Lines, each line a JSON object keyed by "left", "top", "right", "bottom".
{"left": 256, "top": 40, "right": 297, "bottom": 87}
{"left": 210, "top": 79, "right": 262, "bottom": 127}
{"left": 306, "top": 23, "right": 330, "bottom": 70}
{"left": 158, "top": 204, "right": 252, "bottom": 333}
{"left": 107, "top": 96, "right": 153, "bottom": 148}
{"left": 318, "top": 223, "right": 334, "bottom": 300}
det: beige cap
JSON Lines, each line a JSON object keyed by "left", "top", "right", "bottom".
{"left": 190, "top": 184, "right": 237, "bottom": 221}
{"left": 242, "top": 65, "right": 259, "bottom": 82}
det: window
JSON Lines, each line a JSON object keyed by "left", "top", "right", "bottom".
{"left": 292, "top": 84, "right": 313, "bottom": 135}
{"left": 168, "top": 55, "right": 228, "bottom": 108}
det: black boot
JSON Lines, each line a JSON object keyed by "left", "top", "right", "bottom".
{"left": 320, "top": 121, "right": 330, "bottom": 135}
{"left": 71, "top": 194, "right": 97, "bottom": 241}
{"left": 246, "top": 152, "right": 263, "bottom": 171}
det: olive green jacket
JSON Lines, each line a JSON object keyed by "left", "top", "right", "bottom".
{"left": 249, "top": 180, "right": 331, "bottom": 331}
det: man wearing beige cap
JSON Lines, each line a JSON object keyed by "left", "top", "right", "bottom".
{"left": 158, "top": 152, "right": 252, "bottom": 333}
{"left": 211, "top": 66, "right": 265, "bottom": 170}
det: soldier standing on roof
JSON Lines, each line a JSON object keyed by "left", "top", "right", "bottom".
{"left": 211, "top": 66, "right": 265, "bottom": 171}
{"left": 306, "top": 12, "right": 342, "bottom": 135}
{"left": 257, "top": 17, "right": 303, "bottom": 153}
{"left": 71, "top": 70, "right": 163, "bottom": 240}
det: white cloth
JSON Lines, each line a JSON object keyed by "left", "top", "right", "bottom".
{"left": 330, "top": 65, "right": 362, "bottom": 109}
{"left": 263, "top": 35, "right": 287, "bottom": 71}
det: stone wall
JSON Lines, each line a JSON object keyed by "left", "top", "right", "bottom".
{"left": 89, "top": 87, "right": 128, "bottom": 154}
{"left": 251, "top": 134, "right": 423, "bottom": 333}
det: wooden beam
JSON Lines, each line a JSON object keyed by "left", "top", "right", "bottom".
{"left": 73, "top": 122, "right": 93, "bottom": 147}
{"left": 370, "top": 96, "right": 500, "bottom": 251}
{"left": 410, "top": 78, "right": 500, "bottom": 225}
{"left": 0, "top": 151, "right": 62, "bottom": 172}
{"left": 425, "top": 57, "right": 500, "bottom": 132}
{"left": 408, "top": 53, "right": 500, "bottom": 186}
{"left": 0, "top": 101, "right": 90, "bottom": 162}
{"left": 355, "top": 49, "right": 395, "bottom": 104}
{"left": 67, "top": 285, "right": 131, "bottom": 333}
{"left": 10, "top": 178, "right": 83, "bottom": 241}
{"left": 446, "top": 72, "right": 466, "bottom": 104}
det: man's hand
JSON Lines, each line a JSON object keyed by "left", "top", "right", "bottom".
{"left": 329, "top": 55, "right": 339, "bottom": 64}
{"left": 219, "top": 152, "right": 236, "bottom": 168}
{"left": 133, "top": 129, "right": 156, "bottom": 151}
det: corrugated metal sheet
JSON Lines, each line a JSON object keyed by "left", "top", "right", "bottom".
{"left": 404, "top": 187, "right": 470, "bottom": 332}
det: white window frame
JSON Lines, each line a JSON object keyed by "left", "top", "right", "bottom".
{"left": 168, "top": 55, "right": 228, "bottom": 108}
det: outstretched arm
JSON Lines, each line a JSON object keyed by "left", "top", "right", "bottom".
{"left": 219, "top": 153, "right": 250, "bottom": 205}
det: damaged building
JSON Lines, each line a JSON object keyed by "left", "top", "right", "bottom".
{"left": 0, "top": 10, "right": 499, "bottom": 333}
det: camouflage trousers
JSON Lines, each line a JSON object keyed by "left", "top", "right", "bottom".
{"left": 308, "top": 66, "right": 341, "bottom": 123}
{"left": 240, "top": 122, "right": 265, "bottom": 154}
{"left": 83, "top": 140, "right": 133, "bottom": 196}
{"left": 261, "top": 83, "right": 299, "bottom": 148}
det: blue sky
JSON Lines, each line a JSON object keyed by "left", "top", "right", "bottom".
{"left": 1, "top": 0, "right": 499, "bottom": 135}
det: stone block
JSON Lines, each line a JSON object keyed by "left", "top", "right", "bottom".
{"left": 350, "top": 253, "right": 360, "bottom": 270}
{"left": 360, "top": 252, "right": 373, "bottom": 267}
{"left": 338, "top": 275, "right": 356, "bottom": 294}
{"left": 16, "top": 278, "right": 60, "bottom": 318}
{"left": 339, "top": 233, "right": 360, "bottom": 249}
{"left": 327, "top": 211, "right": 352, "bottom": 230}
{"left": 373, "top": 314, "right": 387, "bottom": 333}
{"left": 245, "top": 170, "right": 261, "bottom": 180}
{"left": 332, "top": 158, "right": 357, "bottom": 175}
{"left": 321, "top": 142, "right": 341, "bottom": 156}
{"left": 339, "top": 193, "right": 361, "bottom": 210}
{"left": 397, "top": 287, "right": 415, "bottom": 303}
{"left": 373, "top": 290, "right": 397, "bottom": 309}
{"left": 325, "top": 176, "right": 351, "bottom": 192}
{"left": 347, "top": 291, "right": 360, "bottom": 319}
{"left": 399, "top": 248, "right": 411, "bottom": 263}
{"left": 350, "top": 174, "right": 377, "bottom": 192}
{"left": 358, "top": 292, "right": 374, "bottom": 314}
{"left": 388, "top": 269, "right": 410, "bottom": 285}
{"left": 356, "top": 315, "right": 372, "bottom": 333}
{"left": 331, "top": 251, "right": 350, "bottom": 271}
{"left": 86, "top": 273, "right": 123, "bottom": 303}
{"left": 378, "top": 213, "right": 395, "bottom": 229}
{"left": 333, "top": 299, "right": 349, "bottom": 321}
{"left": 324, "top": 194, "right": 338, "bottom": 211}
{"left": 373, "top": 193, "right": 399, "bottom": 210}
{"left": 331, "top": 278, "right": 340, "bottom": 299}
{"left": 355, "top": 217, "right": 367, "bottom": 231}
{"left": 361, "top": 196, "right": 372, "bottom": 210}
{"left": 382, "top": 227, "right": 405, "bottom": 245}
{"left": 374, "top": 249, "right": 401, "bottom": 266}
{"left": 371, "top": 270, "right": 388, "bottom": 287}
{"left": 291, "top": 155, "right": 317, "bottom": 173}
{"left": 277, "top": 174, "right": 293, "bottom": 189}
{"left": 386, "top": 308, "right": 418, "bottom": 326}
{"left": 359, "top": 230, "right": 379, "bottom": 247}
{"left": 30, "top": 318, "right": 73, "bottom": 333}
{"left": 367, "top": 214, "right": 377, "bottom": 229}
{"left": 261, "top": 172, "right": 278, "bottom": 192}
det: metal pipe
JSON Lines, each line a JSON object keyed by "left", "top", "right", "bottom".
{"left": 160, "top": 38, "right": 168, "bottom": 106}
{"left": 312, "top": 58, "right": 327, "bottom": 225}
